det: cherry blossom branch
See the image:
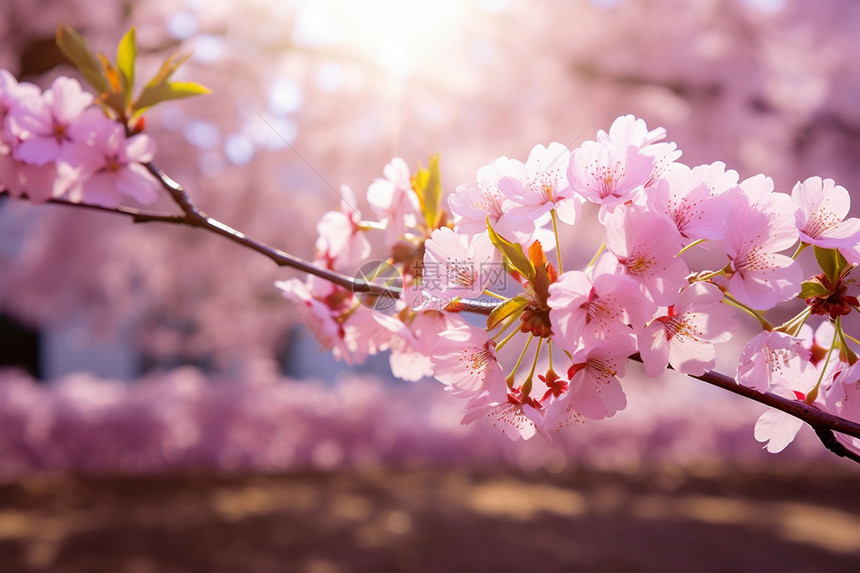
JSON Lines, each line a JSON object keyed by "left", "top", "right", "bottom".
{"left": 46, "top": 165, "right": 395, "bottom": 298}
{"left": 36, "top": 164, "right": 860, "bottom": 463}
{"left": 685, "top": 363, "right": 860, "bottom": 461}
{"left": 630, "top": 354, "right": 860, "bottom": 461}
{"left": 685, "top": 366, "right": 860, "bottom": 440}
{"left": 47, "top": 198, "right": 187, "bottom": 224}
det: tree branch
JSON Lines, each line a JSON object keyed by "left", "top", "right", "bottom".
{"left": 27, "top": 162, "right": 860, "bottom": 462}
{"left": 47, "top": 182, "right": 396, "bottom": 298}
{"left": 47, "top": 198, "right": 187, "bottom": 224}
{"left": 686, "top": 366, "right": 860, "bottom": 440}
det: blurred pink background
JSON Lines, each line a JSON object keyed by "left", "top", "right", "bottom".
{"left": 1, "top": 0, "right": 860, "bottom": 475}
{"left": 2, "top": 3, "right": 860, "bottom": 572}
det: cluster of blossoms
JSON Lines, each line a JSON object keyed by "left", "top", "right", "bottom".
{"left": 2, "top": 23, "right": 859, "bottom": 459}
{"left": 0, "top": 70, "right": 159, "bottom": 207}
{"left": 278, "top": 114, "right": 860, "bottom": 456}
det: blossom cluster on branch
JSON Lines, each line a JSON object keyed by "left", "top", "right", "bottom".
{"left": 279, "top": 111, "right": 860, "bottom": 457}
{"left": 3, "top": 25, "right": 860, "bottom": 463}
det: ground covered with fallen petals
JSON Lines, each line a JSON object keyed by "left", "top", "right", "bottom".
{"left": 0, "top": 466, "right": 858, "bottom": 572}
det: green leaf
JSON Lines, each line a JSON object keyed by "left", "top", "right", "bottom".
{"left": 486, "top": 218, "right": 534, "bottom": 281}
{"left": 799, "top": 280, "right": 830, "bottom": 300}
{"left": 814, "top": 246, "right": 849, "bottom": 284}
{"left": 133, "top": 52, "right": 211, "bottom": 113}
{"left": 152, "top": 51, "right": 193, "bottom": 84}
{"left": 56, "top": 24, "right": 109, "bottom": 93}
{"left": 117, "top": 27, "right": 136, "bottom": 103}
{"left": 486, "top": 296, "right": 527, "bottom": 330}
{"left": 134, "top": 80, "right": 211, "bottom": 113}
{"left": 411, "top": 155, "right": 442, "bottom": 230}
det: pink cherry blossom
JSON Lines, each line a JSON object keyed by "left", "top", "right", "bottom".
{"left": 430, "top": 322, "right": 506, "bottom": 400}
{"left": 422, "top": 226, "right": 500, "bottom": 302}
{"left": 366, "top": 157, "right": 419, "bottom": 243}
{"left": 341, "top": 304, "right": 409, "bottom": 364}
{"left": 278, "top": 275, "right": 403, "bottom": 366}
{"left": 0, "top": 73, "right": 59, "bottom": 202}
{"left": 753, "top": 401, "right": 805, "bottom": 454}
{"left": 824, "top": 362, "right": 860, "bottom": 458}
{"left": 498, "top": 141, "right": 581, "bottom": 225}
{"left": 692, "top": 160, "right": 740, "bottom": 198}
{"left": 568, "top": 139, "right": 655, "bottom": 219}
{"left": 597, "top": 114, "right": 668, "bottom": 149}
{"left": 810, "top": 320, "right": 837, "bottom": 361}
{"left": 542, "top": 337, "right": 634, "bottom": 431}
{"left": 548, "top": 253, "right": 656, "bottom": 351}
{"left": 0, "top": 70, "right": 40, "bottom": 145}
{"left": 9, "top": 76, "right": 93, "bottom": 165}
{"left": 791, "top": 176, "right": 860, "bottom": 265}
{"left": 604, "top": 203, "right": 689, "bottom": 305}
{"left": 723, "top": 175, "right": 802, "bottom": 310}
{"left": 640, "top": 142, "right": 682, "bottom": 189}
{"left": 0, "top": 152, "right": 58, "bottom": 202}
{"left": 448, "top": 155, "right": 534, "bottom": 241}
{"left": 315, "top": 184, "right": 372, "bottom": 272}
{"left": 461, "top": 386, "right": 545, "bottom": 441}
{"left": 639, "top": 282, "right": 737, "bottom": 377}
{"left": 388, "top": 310, "right": 463, "bottom": 382}
{"left": 595, "top": 114, "right": 680, "bottom": 189}
{"left": 754, "top": 360, "right": 825, "bottom": 454}
{"left": 746, "top": 322, "right": 841, "bottom": 454}
{"left": 736, "top": 330, "right": 811, "bottom": 393}
{"left": 647, "top": 164, "right": 731, "bottom": 242}
{"left": 275, "top": 278, "right": 353, "bottom": 363}
{"left": 58, "top": 114, "right": 159, "bottom": 207}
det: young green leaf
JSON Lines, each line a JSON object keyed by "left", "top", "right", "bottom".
{"left": 133, "top": 52, "right": 211, "bottom": 113}
{"left": 411, "top": 155, "right": 442, "bottom": 230}
{"left": 486, "top": 295, "right": 527, "bottom": 330}
{"left": 814, "top": 246, "right": 850, "bottom": 285}
{"left": 134, "top": 81, "right": 211, "bottom": 112}
{"left": 486, "top": 218, "right": 534, "bottom": 281}
{"left": 116, "top": 27, "right": 136, "bottom": 103}
{"left": 799, "top": 280, "right": 831, "bottom": 300}
{"left": 814, "top": 246, "right": 838, "bottom": 284}
{"left": 55, "top": 24, "right": 109, "bottom": 94}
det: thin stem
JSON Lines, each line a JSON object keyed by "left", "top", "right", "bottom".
{"left": 483, "top": 289, "right": 507, "bottom": 300}
{"left": 792, "top": 242, "right": 809, "bottom": 260}
{"left": 696, "top": 265, "right": 732, "bottom": 283}
{"left": 722, "top": 293, "right": 773, "bottom": 331}
{"left": 494, "top": 326, "right": 520, "bottom": 351}
{"left": 506, "top": 335, "right": 534, "bottom": 387}
{"left": 550, "top": 208, "right": 563, "bottom": 273}
{"left": 521, "top": 337, "right": 543, "bottom": 397}
{"left": 836, "top": 316, "right": 859, "bottom": 365}
{"left": 585, "top": 241, "right": 605, "bottom": 270}
{"left": 776, "top": 307, "right": 812, "bottom": 337}
{"left": 491, "top": 315, "right": 518, "bottom": 342}
{"left": 806, "top": 324, "right": 839, "bottom": 404}
{"left": 677, "top": 238, "right": 705, "bottom": 256}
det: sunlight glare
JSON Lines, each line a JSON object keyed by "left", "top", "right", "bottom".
{"left": 292, "top": 0, "right": 472, "bottom": 77}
